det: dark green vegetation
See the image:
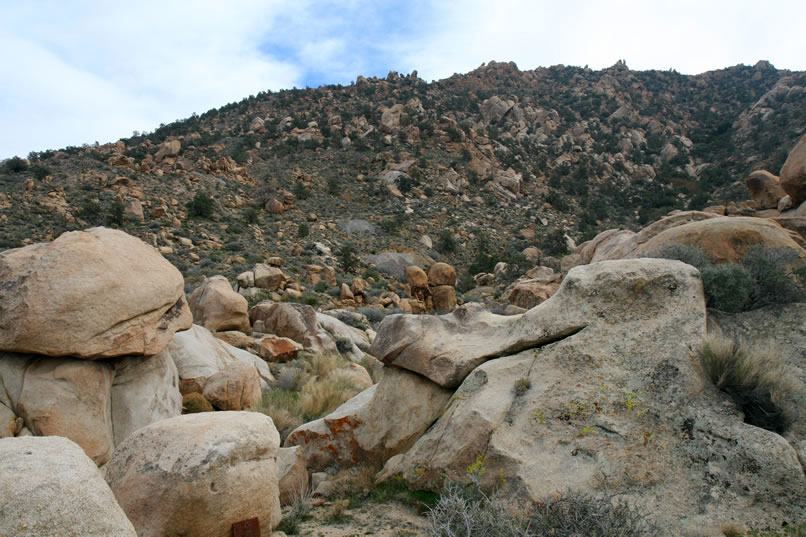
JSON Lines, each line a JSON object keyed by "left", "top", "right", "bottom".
{"left": 652, "top": 245, "right": 806, "bottom": 312}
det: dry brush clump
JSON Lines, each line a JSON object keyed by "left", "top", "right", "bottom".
{"left": 250, "top": 352, "right": 368, "bottom": 441}
{"left": 697, "top": 332, "right": 797, "bottom": 433}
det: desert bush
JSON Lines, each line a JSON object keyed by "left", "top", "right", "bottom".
{"left": 741, "top": 246, "right": 805, "bottom": 309}
{"left": 276, "top": 490, "right": 312, "bottom": 535}
{"left": 701, "top": 264, "right": 754, "bottom": 313}
{"left": 697, "top": 332, "right": 795, "bottom": 433}
{"left": 528, "top": 490, "right": 661, "bottom": 537}
{"left": 300, "top": 376, "right": 362, "bottom": 419}
{"left": 337, "top": 242, "right": 361, "bottom": 273}
{"left": 3, "top": 156, "right": 28, "bottom": 173}
{"left": 652, "top": 244, "right": 710, "bottom": 271}
{"left": 186, "top": 191, "right": 215, "bottom": 218}
{"left": 335, "top": 337, "right": 353, "bottom": 355}
{"left": 250, "top": 389, "right": 304, "bottom": 442}
{"left": 358, "top": 306, "right": 386, "bottom": 324}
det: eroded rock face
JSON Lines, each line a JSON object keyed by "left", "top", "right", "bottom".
{"left": 188, "top": 275, "right": 251, "bottom": 333}
{"left": 110, "top": 350, "right": 182, "bottom": 448}
{"left": 167, "top": 324, "right": 274, "bottom": 390}
{"left": 0, "top": 436, "right": 136, "bottom": 537}
{"left": 1, "top": 351, "right": 182, "bottom": 465}
{"left": 105, "top": 412, "right": 281, "bottom": 537}
{"left": 376, "top": 259, "right": 806, "bottom": 533}
{"left": 202, "top": 361, "right": 262, "bottom": 411}
{"left": 746, "top": 170, "right": 786, "bottom": 209}
{"left": 0, "top": 227, "right": 192, "bottom": 358}
{"left": 781, "top": 133, "right": 806, "bottom": 205}
{"left": 249, "top": 302, "right": 339, "bottom": 356}
{"left": 565, "top": 213, "right": 806, "bottom": 269}
{"left": 277, "top": 446, "right": 309, "bottom": 506}
{"left": 285, "top": 367, "right": 452, "bottom": 472}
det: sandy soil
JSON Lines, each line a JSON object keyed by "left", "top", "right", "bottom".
{"left": 290, "top": 499, "right": 429, "bottom": 537}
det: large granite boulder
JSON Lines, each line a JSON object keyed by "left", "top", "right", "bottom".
{"left": 0, "top": 227, "right": 192, "bottom": 358}
{"left": 781, "top": 133, "right": 806, "bottom": 205}
{"left": 376, "top": 259, "right": 806, "bottom": 534}
{"left": 249, "top": 302, "right": 339, "bottom": 356}
{"left": 564, "top": 213, "right": 806, "bottom": 270}
{"left": 105, "top": 412, "right": 282, "bottom": 537}
{"left": 202, "top": 361, "right": 262, "bottom": 411}
{"left": 285, "top": 367, "right": 452, "bottom": 472}
{"left": 167, "top": 324, "right": 274, "bottom": 392}
{"left": 745, "top": 170, "right": 787, "bottom": 209}
{"left": 0, "top": 436, "right": 136, "bottom": 536}
{"left": 188, "top": 275, "right": 250, "bottom": 333}
{"left": 0, "top": 350, "right": 181, "bottom": 465}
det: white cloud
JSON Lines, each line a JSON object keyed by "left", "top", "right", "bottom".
{"left": 1, "top": 0, "right": 805, "bottom": 159}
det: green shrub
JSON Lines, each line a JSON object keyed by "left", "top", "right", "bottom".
{"left": 297, "top": 222, "right": 309, "bottom": 238}
{"left": 186, "top": 191, "right": 215, "bottom": 218}
{"left": 244, "top": 206, "right": 259, "bottom": 225}
{"left": 741, "top": 246, "right": 805, "bottom": 308}
{"left": 701, "top": 264, "right": 753, "bottom": 313}
{"left": 436, "top": 229, "right": 456, "bottom": 254}
{"left": 107, "top": 199, "right": 126, "bottom": 226}
{"left": 78, "top": 201, "right": 104, "bottom": 225}
{"left": 3, "top": 156, "right": 28, "bottom": 173}
{"left": 697, "top": 332, "right": 794, "bottom": 433}
{"left": 337, "top": 242, "right": 361, "bottom": 273}
{"left": 652, "top": 244, "right": 710, "bottom": 271}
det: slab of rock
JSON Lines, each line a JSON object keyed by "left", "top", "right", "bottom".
{"left": 781, "top": 133, "right": 806, "bottom": 205}
{"left": 168, "top": 324, "right": 274, "bottom": 389}
{"left": 316, "top": 312, "right": 373, "bottom": 361}
{"left": 214, "top": 330, "right": 255, "bottom": 349}
{"left": 202, "top": 361, "right": 262, "bottom": 411}
{"left": 0, "top": 436, "right": 136, "bottom": 537}
{"left": 278, "top": 446, "right": 309, "bottom": 505}
{"left": 0, "top": 227, "right": 192, "bottom": 358}
{"left": 105, "top": 412, "right": 281, "bottom": 537}
{"left": 285, "top": 367, "right": 452, "bottom": 472}
{"left": 16, "top": 357, "right": 115, "bottom": 465}
{"left": 110, "top": 350, "right": 181, "bottom": 447}
{"left": 745, "top": 170, "right": 786, "bottom": 209}
{"left": 253, "top": 263, "right": 287, "bottom": 291}
{"left": 364, "top": 252, "right": 415, "bottom": 279}
{"left": 250, "top": 302, "right": 339, "bottom": 356}
{"left": 189, "top": 275, "right": 251, "bottom": 333}
{"left": 506, "top": 280, "right": 557, "bottom": 310}
{"left": 253, "top": 336, "right": 302, "bottom": 362}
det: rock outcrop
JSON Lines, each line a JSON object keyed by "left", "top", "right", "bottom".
{"left": 202, "top": 361, "right": 262, "bottom": 411}
{"left": 286, "top": 367, "right": 452, "bottom": 471}
{"left": 188, "top": 275, "right": 251, "bottom": 333}
{"left": 167, "top": 324, "right": 274, "bottom": 392}
{"left": 781, "top": 133, "right": 806, "bottom": 205}
{"left": 1, "top": 350, "right": 181, "bottom": 465}
{"left": 105, "top": 412, "right": 282, "bottom": 537}
{"left": 249, "top": 302, "right": 339, "bottom": 356}
{"left": 375, "top": 258, "right": 805, "bottom": 533}
{"left": 0, "top": 436, "right": 137, "bottom": 536}
{"left": 745, "top": 170, "right": 786, "bottom": 209}
{"left": 0, "top": 228, "right": 192, "bottom": 358}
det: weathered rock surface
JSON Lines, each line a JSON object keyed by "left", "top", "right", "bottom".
{"left": 1, "top": 351, "right": 181, "bottom": 465}
{"left": 506, "top": 279, "right": 557, "bottom": 310}
{"left": 202, "top": 361, "right": 262, "bottom": 411}
{"left": 278, "top": 446, "right": 309, "bottom": 505}
{"left": 431, "top": 285, "right": 457, "bottom": 313}
{"left": 405, "top": 265, "right": 428, "bottom": 288}
{"left": 285, "top": 367, "right": 452, "bottom": 472}
{"left": 188, "top": 275, "right": 251, "bottom": 333}
{"left": 427, "top": 262, "right": 457, "bottom": 286}
{"left": 565, "top": 213, "right": 806, "bottom": 269}
{"left": 745, "top": 170, "right": 786, "bottom": 209}
{"left": 0, "top": 227, "right": 192, "bottom": 358}
{"left": 110, "top": 350, "right": 182, "bottom": 447}
{"left": 249, "top": 302, "right": 339, "bottom": 356}
{"left": 316, "top": 311, "right": 373, "bottom": 361}
{"left": 364, "top": 252, "right": 415, "bottom": 279}
{"left": 781, "top": 133, "right": 806, "bottom": 205}
{"left": 0, "top": 436, "right": 137, "bottom": 537}
{"left": 168, "top": 324, "right": 274, "bottom": 389}
{"left": 253, "top": 263, "right": 287, "bottom": 291}
{"left": 105, "top": 412, "right": 282, "bottom": 537}
{"left": 253, "top": 336, "right": 302, "bottom": 362}
{"left": 377, "top": 259, "right": 806, "bottom": 534}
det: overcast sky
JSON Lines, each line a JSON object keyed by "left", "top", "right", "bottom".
{"left": 2, "top": 0, "right": 804, "bottom": 159}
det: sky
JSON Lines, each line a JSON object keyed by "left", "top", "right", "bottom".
{"left": 2, "top": 0, "right": 805, "bottom": 160}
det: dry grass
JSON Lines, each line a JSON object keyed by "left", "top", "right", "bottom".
{"left": 301, "top": 376, "right": 363, "bottom": 419}
{"left": 698, "top": 332, "right": 796, "bottom": 433}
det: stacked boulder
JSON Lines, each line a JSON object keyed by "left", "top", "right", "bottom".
{"left": 403, "top": 262, "right": 459, "bottom": 313}
{"left": 0, "top": 227, "right": 191, "bottom": 464}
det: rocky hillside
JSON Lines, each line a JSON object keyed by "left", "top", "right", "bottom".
{"left": 1, "top": 60, "right": 805, "bottom": 294}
